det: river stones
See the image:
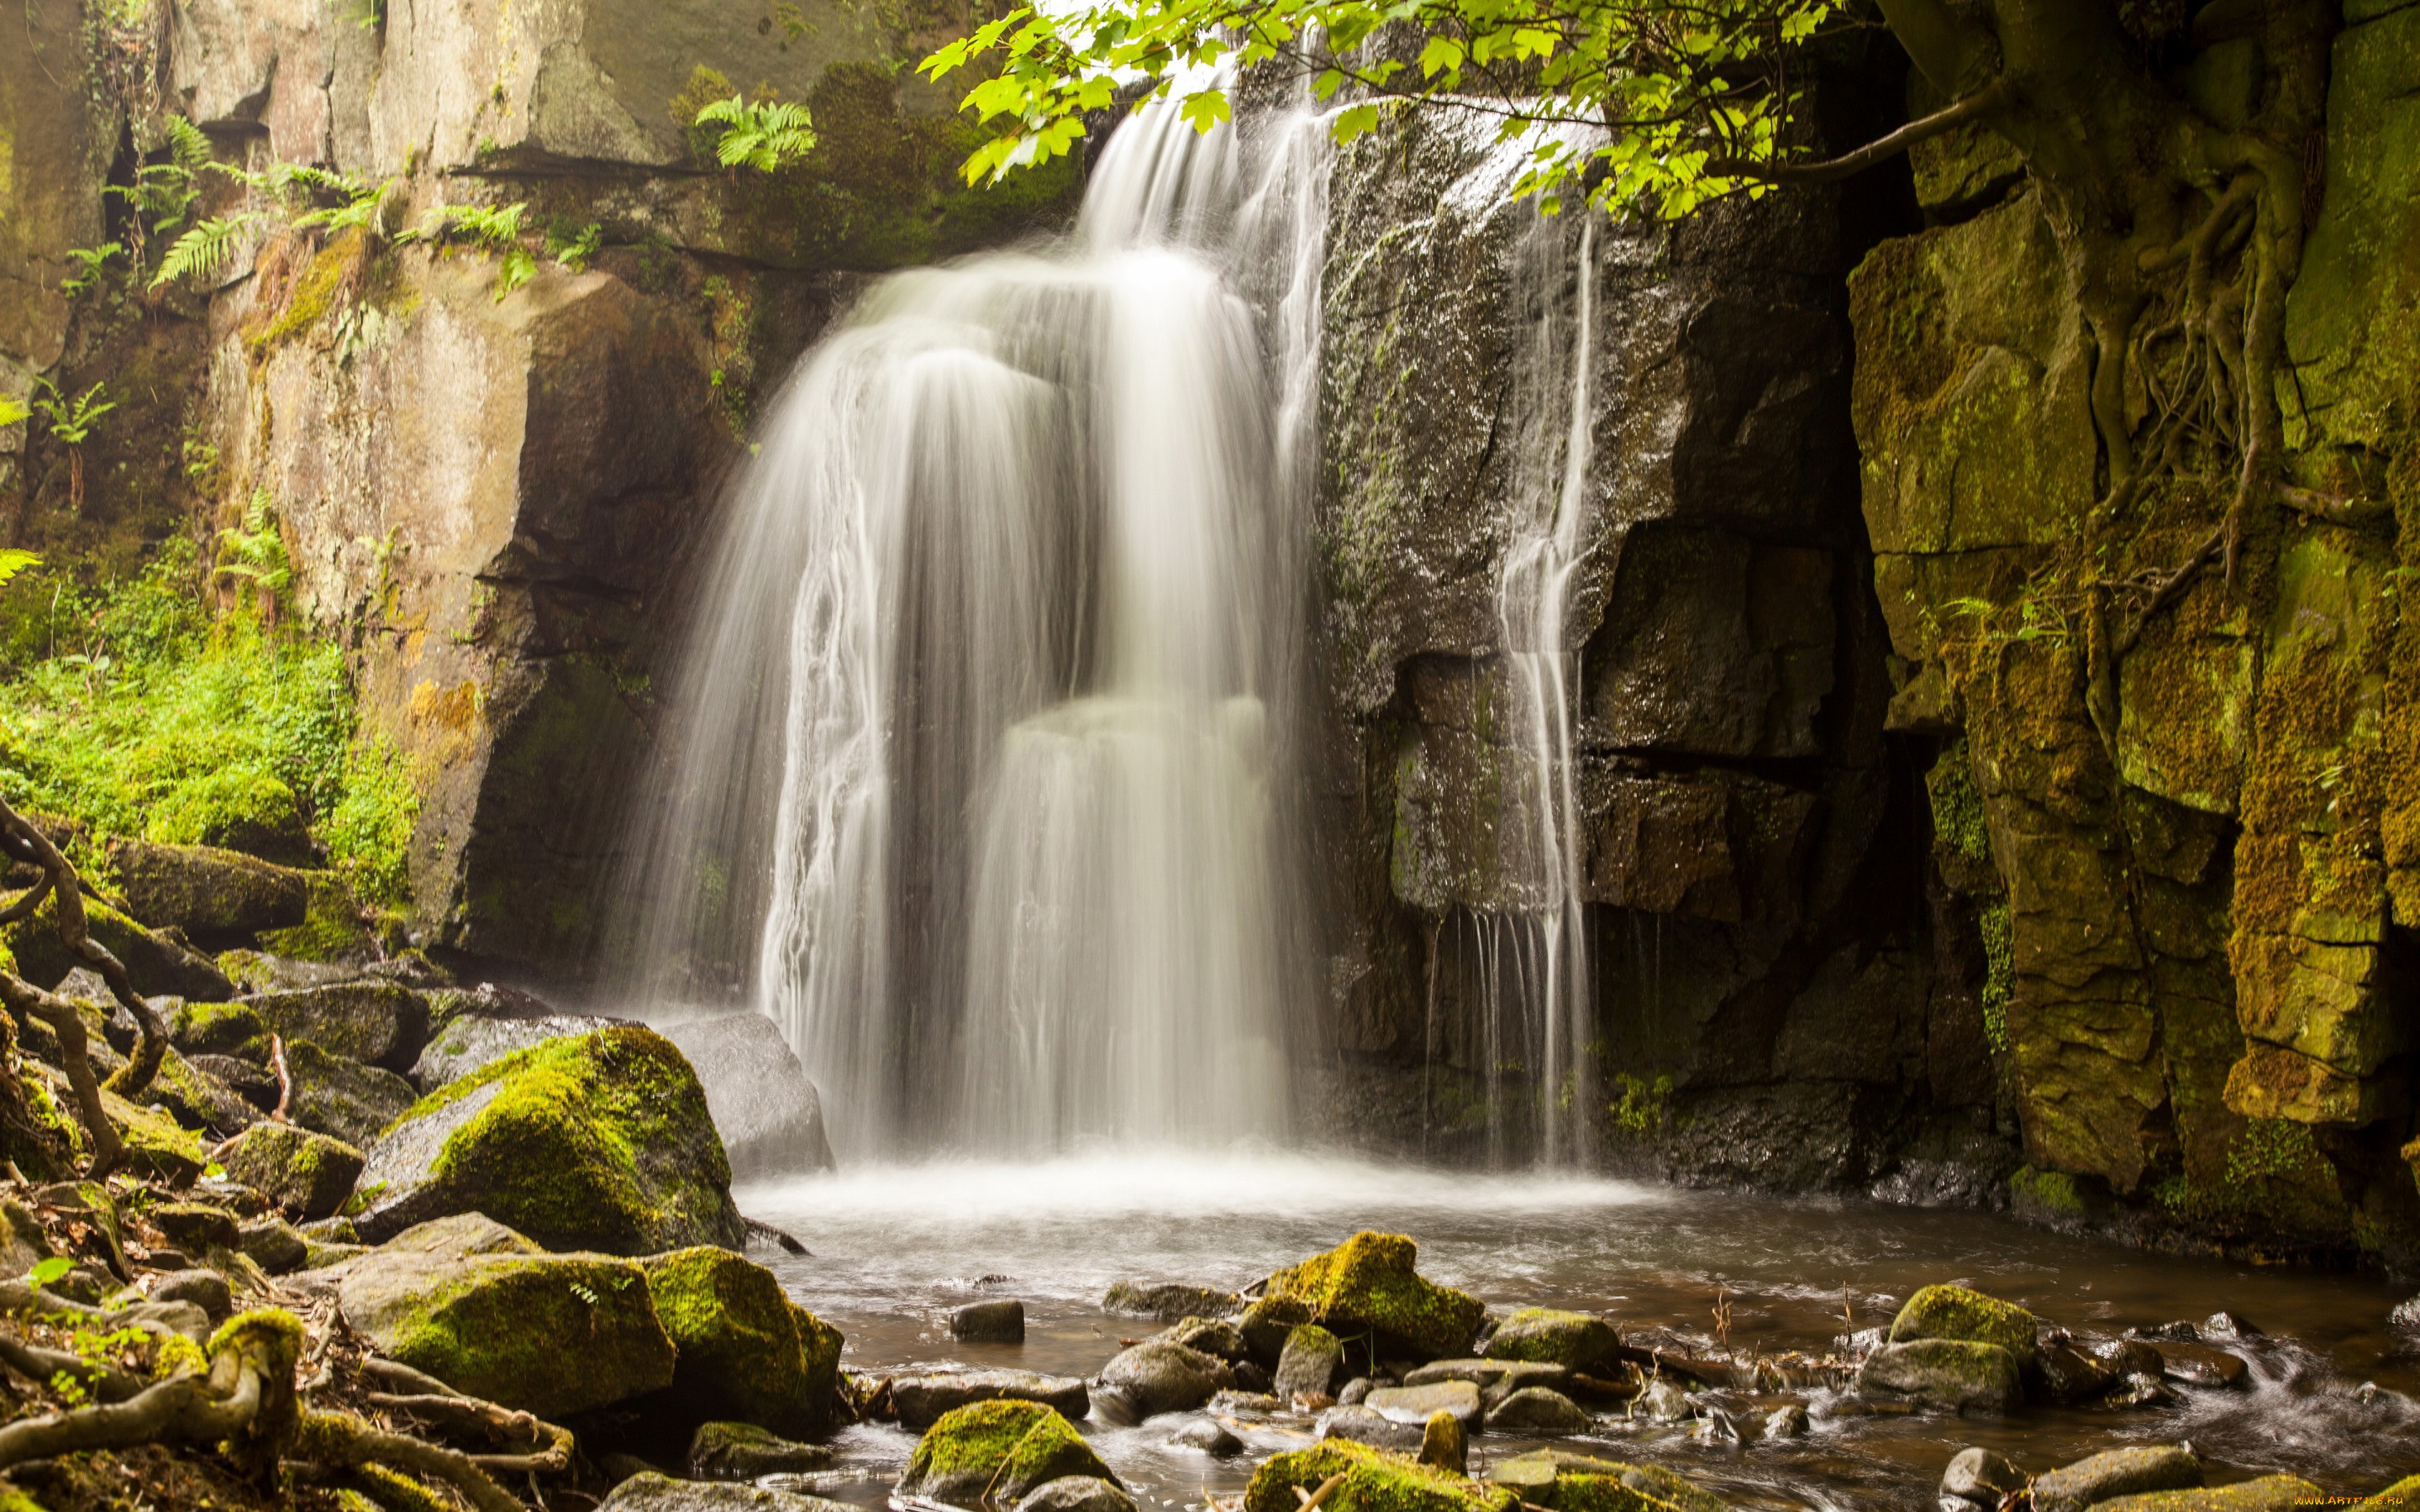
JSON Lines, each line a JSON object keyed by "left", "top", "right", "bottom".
{"left": 657, "top": 1011, "right": 838, "bottom": 1176}
{"left": 107, "top": 841, "right": 308, "bottom": 943}
{"left": 2362, "top": 1478, "right": 2420, "bottom": 1511}
{"left": 953, "top": 1298, "right": 1027, "bottom": 1342}
{"left": 639, "top": 1246, "right": 844, "bottom": 1437}
{"left": 1367, "top": 1379, "right": 1482, "bottom": 1426}
{"left": 1420, "top": 1410, "right": 1466, "bottom": 1474}
{"left": 599, "top": 1473, "right": 856, "bottom": 1512}
{"left": 1857, "top": 1338, "right": 2021, "bottom": 1413}
{"left": 1484, "top": 1385, "right": 1590, "bottom": 1434}
{"left": 1403, "top": 1357, "right": 1573, "bottom": 1407}
{"left": 1764, "top": 1402, "right": 1808, "bottom": 1440}
{"left": 1262, "top": 1232, "right": 1485, "bottom": 1362}
{"left": 687, "top": 1421, "right": 833, "bottom": 1479}
{"left": 1017, "top": 1479, "right": 1142, "bottom": 1512}
{"left": 335, "top": 1213, "right": 676, "bottom": 1417}
{"left": 1944, "top": 1446, "right": 2027, "bottom": 1506}
{"left": 1481, "top": 1308, "right": 1620, "bottom": 1371}
{"left": 1275, "top": 1323, "right": 1344, "bottom": 1399}
{"left": 412, "top": 1005, "right": 610, "bottom": 1089}
{"left": 2036, "top": 1336, "right": 2119, "bottom": 1403}
{"left": 892, "top": 1368, "right": 1092, "bottom": 1428}
{"left": 2093, "top": 1477, "right": 2323, "bottom": 1512}
{"left": 1486, "top": 1456, "right": 1723, "bottom": 1512}
{"left": 2149, "top": 1340, "right": 2249, "bottom": 1389}
{"left": 2033, "top": 1446, "right": 2202, "bottom": 1512}
{"left": 1249, "top": 1438, "right": 1517, "bottom": 1512}
{"left": 1240, "top": 1294, "right": 1317, "bottom": 1362}
{"left": 1631, "top": 1378, "right": 1691, "bottom": 1421}
{"left": 1103, "top": 1280, "right": 1244, "bottom": 1321}
{"left": 897, "top": 1399, "right": 1119, "bottom": 1504}
{"left": 1167, "top": 1417, "right": 1243, "bottom": 1455}
{"left": 353, "top": 1025, "right": 745, "bottom": 1255}
{"left": 1318, "top": 1404, "right": 1424, "bottom": 1452}
{"left": 1888, "top": 1284, "right": 2039, "bottom": 1365}
{"left": 245, "top": 981, "right": 429, "bottom": 1073}
{"left": 1100, "top": 1339, "right": 1234, "bottom": 1415}
{"left": 1160, "top": 1315, "right": 1248, "bottom": 1362}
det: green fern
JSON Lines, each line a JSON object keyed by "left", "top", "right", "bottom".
{"left": 60, "top": 243, "right": 120, "bottom": 297}
{"left": 0, "top": 550, "right": 39, "bottom": 590}
{"left": 214, "top": 491, "right": 293, "bottom": 609}
{"left": 0, "top": 396, "right": 28, "bottom": 431}
{"left": 411, "top": 202, "right": 536, "bottom": 299}
{"left": 34, "top": 381, "right": 114, "bottom": 446}
{"left": 693, "top": 93, "right": 817, "bottom": 173}
{"left": 150, "top": 212, "right": 271, "bottom": 289}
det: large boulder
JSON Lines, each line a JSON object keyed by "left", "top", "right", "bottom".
{"left": 1887, "top": 1284, "right": 2039, "bottom": 1366}
{"left": 1481, "top": 1310, "right": 1620, "bottom": 1372}
{"left": 139, "top": 1048, "right": 261, "bottom": 1137}
{"left": 638, "top": 1246, "right": 843, "bottom": 1437}
{"left": 352, "top": 1025, "right": 745, "bottom": 1255}
{"left": 1857, "top": 1338, "right": 2020, "bottom": 1413}
{"left": 106, "top": 843, "right": 309, "bottom": 944}
{"left": 218, "top": 1112, "right": 363, "bottom": 1219}
{"left": 1486, "top": 1455, "right": 1723, "bottom": 1512}
{"left": 3, "top": 895, "right": 234, "bottom": 1000}
{"left": 413, "top": 991, "right": 614, "bottom": 1087}
{"left": 2094, "top": 1479, "right": 2324, "bottom": 1512}
{"left": 655, "top": 1011, "right": 837, "bottom": 1176}
{"left": 170, "top": 1002, "right": 272, "bottom": 1062}
{"left": 2033, "top": 1447, "right": 2201, "bottom": 1512}
{"left": 897, "top": 1400, "right": 1118, "bottom": 1504}
{"left": 1098, "top": 1340, "right": 1233, "bottom": 1415}
{"left": 284, "top": 1040, "right": 417, "bottom": 1148}
{"left": 687, "top": 1421, "right": 832, "bottom": 1479}
{"left": 892, "top": 1370, "right": 1092, "bottom": 1430}
{"left": 1245, "top": 1440, "right": 1517, "bottom": 1512}
{"left": 245, "top": 983, "right": 430, "bottom": 1074}
{"left": 334, "top": 1213, "right": 676, "bottom": 1417}
{"left": 1262, "top": 1232, "right": 1484, "bottom": 1362}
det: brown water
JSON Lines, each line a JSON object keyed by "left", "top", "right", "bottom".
{"left": 736, "top": 1154, "right": 2420, "bottom": 1509}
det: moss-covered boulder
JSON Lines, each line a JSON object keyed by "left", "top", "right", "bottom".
{"left": 2033, "top": 1446, "right": 2201, "bottom": 1512}
{"left": 638, "top": 1246, "right": 842, "bottom": 1437}
{"left": 140, "top": 1047, "right": 260, "bottom": 1137}
{"left": 283, "top": 1039, "right": 416, "bottom": 1148}
{"left": 1261, "top": 1233, "right": 1484, "bottom": 1362}
{"left": 897, "top": 1399, "right": 1118, "bottom": 1504}
{"left": 335, "top": 1212, "right": 676, "bottom": 1417}
{"left": 600, "top": 1472, "right": 860, "bottom": 1512}
{"left": 1856, "top": 1337, "right": 2020, "bottom": 1413}
{"left": 218, "top": 1121, "right": 365, "bottom": 1221}
{"left": 3, "top": 894, "right": 234, "bottom": 1000}
{"left": 1481, "top": 1310, "right": 1620, "bottom": 1371}
{"left": 2094, "top": 1478, "right": 2324, "bottom": 1512}
{"left": 2360, "top": 1478, "right": 2420, "bottom": 1511}
{"left": 1486, "top": 1455, "right": 1723, "bottom": 1512}
{"left": 99, "top": 1090, "right": 208, "bottom": 1184}
{"left": 1244, "top": 1440, "right": 1518, "bottom": 1512}
{"left": 1887, "top": 1284, "right": 2039, "bottom": 1364}
{"left": 1105, "top": 1280, "right": 1244, "bottom": 1321}
{"left": 171, "top": 1001, "right": 272, "bottom": 1061}
{"left": 354, "top": 1026, "right": 744, "bottom": 1255}
{"left": 245, "top": 982, "right": 429, "bottom": 1073}
{"left": 106, "top": 842, "right": 309, "bottom": 943}
{"left": 687, "top": 1420, "right": 833, "bottom": 1479}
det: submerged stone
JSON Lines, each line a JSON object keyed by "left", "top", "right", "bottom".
{"left": 897, "top": 1399, "right": 1118, "bottom": 1504}
{"left": 1245, "top": 1439, "right": 1517, "bottom": 1512}
{"left": 354, "top": 1025, "right": 745, "bottom": 1255}
{"left": 1481, "top": 1309, "right": 1620, "bottom": 1371}
{"left": 1262, "top": 1232, "right": 1485, "bottom": 1362}
{"left": 2033, "top": 1446, "right": 2201, "bottom": 1512}
{"left": 1484, "top": 1386, "right": 1590, "bottom": 1435}
{"left": 1942, "top": 1446, "right": 2024, "bottom": 1505}
{"left": 952, "top": 1298, "right": 1027, "bottom": 1342}
{"left": 1103, "top": 1280, "right": 1244, "bottom": 1321}
{"left": 687, "top": 1420, "right": 833, "bottom": 1480}
{"left": 892, "top": 1368, "right": 1092, "bottom": 1429}
{"left": 1858, "top": 1338, "right": 2021, "bottom": 1414}
{"left": 1167, "top": 1418, "right": 1243, "bottom": 1455}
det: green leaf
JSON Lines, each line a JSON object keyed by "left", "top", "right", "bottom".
{"left": 29, "top": 1256, "right": 71, "bottom": 1287}
{"left": 1177, "top": 87, "right": 1229, "bottom": 134}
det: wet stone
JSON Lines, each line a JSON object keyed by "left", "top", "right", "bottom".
{"left": 892, "top": 1369, "right": 1092, "bottom": 1429}
{"left": 1316, "top": 1404, "right": 1423, "bottom": 1452}
{"left": 1365, "top": 1378, "right": 1481, "bottom": 1425}
{"left": 1483, "top": 1386, "right": 1590, "bottom": 1436}
{"left": 1858, "top": 1339, "right": 2021, "bottom": 1414}
{"left": 2036, "top": 1338, "right": 2118, "bottom": 1404}
{"left": 1337, "top": 1377, "right": 1371, "bottom": 1405}
{"left": 1418, "top": 1409, "right": 1466, "bottom": 1475}
{"left": 2092, "top": 1476, "right": 2322, "bottom": 1512}
{"left": 1100, "top": 1339, "right": 1232, "bottom": 1415}
{"left": 1943, "top": 1446, "right": 2025, "bottom": 1506}
{"left": 2152, "top": 1341, "right": 2248, "bottom": 1389}
{"left": 1102, "top": 1281, "right": 1243, "bottom": 1321}
{"left": 1633, "top": 1378, "right": 1691, "bottom": 1421}
{"left": 2033, "top": 1446, "right": 2202, "bottom": 1512}
{"left": 1166, "top": 1418, "right": 1242, "bottom": 1455}
{"left": 1273, "top": 1323, "right": 1343, "bottom": 1400}
{"left": 1763, "top": 1402, "right": 1809, "bottom": 1440}
{"left": 951, "top": 1298, "right": 1027, "bottom": 1343}
{"left": 687, "top": 1421, "right": 834, "bottom": 1481}
{"left": 1015, "top": 1478, "right": 1141, "bottom": 1512}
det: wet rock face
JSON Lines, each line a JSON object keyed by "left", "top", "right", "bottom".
{"left": 1311, "top": 104, "right": 1970, "bottom": 1180}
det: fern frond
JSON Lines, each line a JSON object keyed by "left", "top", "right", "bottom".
{"left": 694, "top": 94, "right": 750, "bottom": 128}
{"left": 166, "top": 116, "right": 213, "bottom": 173}
{"left": 0, "top": 550, "right": 39, "bottom": 589}
{"left": 150, "top": 212, "right": 269, "bottom": 289}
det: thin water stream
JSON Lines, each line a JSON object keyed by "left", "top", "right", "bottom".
{"left": 735, "top": 1158, "right": 2420, "bottom": 1511}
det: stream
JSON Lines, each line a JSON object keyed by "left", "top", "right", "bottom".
{"left": 735, "top": 1154, "right": 2420, "bottom": 1509}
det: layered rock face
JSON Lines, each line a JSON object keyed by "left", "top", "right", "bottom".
{"left": 1308, "top": 107, "right": 1996, "bottom": 1189}
{"left": 1854, "top": 16, "right": 2420, "bottom": 1254}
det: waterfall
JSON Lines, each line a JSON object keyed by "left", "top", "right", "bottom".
{"left": 616, "top": 92, "right": 1332, "bottom": 1163}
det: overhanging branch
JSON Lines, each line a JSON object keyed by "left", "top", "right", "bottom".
{"left": 1706, "top": 79, "right": 2009, "bottom": 185}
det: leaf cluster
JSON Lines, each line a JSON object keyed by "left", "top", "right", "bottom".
{"left": 918, "top": 0, "right": 1844, "bottom": 213}
{"left": 413, "top": 202, "right": 539, "bottom": 300}
{"left": 31, "top": 382, "right": 115, "bottom": 448}
{"left": 153, "top": 161, "right": 395, "bottom": 291}
{"left": 692, "top": 93, "right": 820, "bottom": 173}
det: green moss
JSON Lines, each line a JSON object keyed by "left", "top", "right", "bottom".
{"left": 171, "top": 1000, "right": 268, "bottom": 1058}
{"left": 381, "top": 1252, "right": 671, "bottom": 1416}
{"left": 100, "top": 1089, "right": 205, "bottom": 1183}
{"left": 1604, "top": 1074, "right": 1673, "bottom": 1140}
{"left": 1264, "top": 1232, "right": 1485, "bottom": 1360}
{"left": 260, "top": 872, "right": 376, "bottom": 963}
{"left": 1886, "top": 1284, "right": 2036, "bottom": 1360}
{"left": 2360, "top": 1474, "right": 2420, "bottom": 1510}
{"left": 1926, "top": 739, "right": 1992, "bottom": 864}
{"left": 639, "top": 1246, "right": 838, "bottom": 1436}
{"left": 905, "top": 1399, "right": 1116, "bottom": 1500}
{"left": 1481, "top": 1310, "right": 1618, "bottom": 1369}
{"left": 1244, "top": 1440, "right": 1517, "bottom": 1512}
{"left": 1551, "top": 1477, "right": 1681, "bottom": 1512}
{"left": 1979, "top": 900, "right": 2014, "bottom": 1054}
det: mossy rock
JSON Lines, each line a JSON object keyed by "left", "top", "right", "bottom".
{"left": 258, "top": 873, "right": 381, "bottom": 963}
{"left": 1550, "top": 1477, "right": 1681, "bottom": 1512}
{"left": 1486, "top": 1455, "right": 1722, "bottom": 1512}
{"left": 336, "top": 1212, "right": 676, "bottom": 1417}
{"left": 687, "top": 1420, "right": 834, "bottom": 1479}
{"left": 1481, "top": 1310, "right": 1619, "bottom": 1371}
{"left": 170, "top": 1001, "right": 271, "bottom": 1062}
{"left": 897, "top": 1399, "right": 1118, "bottom": 1504}
{"left": 1244, "top": 1439, "right": 1518, "bottom": 1512}
{"left": 283, "top": 1039, "right": 416, "bottom": 1148}
{"left": 245, "top": 982, "right": 429, "bottom": 1073}
{"left": 145, "top": 766, "right": 314, "bottom": 867}
{"left": 1887, "top": 1284, "right": 2038, "bottom": 1363}
{"left": 100, "top": 1089, "right": 207, "bottom": 1184}
{"left": 105, "top": 841, "right": 308, "bottom": 942}
{"left": 1856, "top": 1337, "right": 2020, "bottom": 1413}
{"left": 139, "top": 1047, "right": 260, "bottom": 1137}
{"left": 354, "top": 1026, "right": 744, "bottom": 1255}
{"left": 2360, "top": 1476, "right": 2420, "bottom": 1511}
{"left": 1263, "top": 1232, "right": 1485, "bottom": 1362}
{"left": 2, "top": 893, "right": 234, "bottom": 1000}
{"left": 218, "top": 1120, "right": 365, "bottom": 1221}
{"left": 638, "top": 1245, "right": 841, "bottom": 1438}
{"left": 2094, "top": 1477, "right": 2324, "bottom": 1512}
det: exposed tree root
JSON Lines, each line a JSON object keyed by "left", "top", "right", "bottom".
{"left": 0, "top": 796, "right": 166, "bottom": 1104}
{"left": 2116, "top": 525, "right": 2228, "bottom": 660}
{"left": 0, "top": 972, "right": 127, "bottom": 1175}
{"left": 294, "top": 1409, "right": 527, "bottom": 1512}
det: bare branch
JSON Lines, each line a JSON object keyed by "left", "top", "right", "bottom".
{"left": 1707, "top": 79, "right": 2009, "bottom": 184}
{"left": 0, "top": 796, "right": 166, "bottom": 1100}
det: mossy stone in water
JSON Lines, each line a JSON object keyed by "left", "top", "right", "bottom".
{"left": 2360, "top": 1476, "right": 2420, "bottom": 1510}
{"left": 337, "top": 1212, "right": 676, "bottom": 1417}
{"left": 1550, "top": 1478, "right": 1681, "bottom": 1512}
{"left": 1481, "top": 1309, "right": 1619, "bottom": 1370}
{"left": 355, "top": 1025, "right": 744, "bottom": 1255}
{"left": 2093, "top": 1477, "right": 2324, "bottom": 1512}
{"left": 1857, "top": 1337, "right": 2021, "bottom": 1413}
{"left": 639, "top": 1245, "right": 842, "bottom": 1437}
{"left": 1262, "top": 1232, "right": 1485, "bottom": 1362}
{"left": 1244, "top": 1439, "right": 1517, "bottom": 1512}
{"left": 1489, "top": 1456, "right": 1723, "bottom": 1512}
{"left": 218, "top": 1121, "right": 364, "bottom": 1221}
{"left": 1887, "top": 1284, "right": 2038, "bottom": 1363}
{"left": 898, "top": 1399, "right": 1118, "bottom": 1504}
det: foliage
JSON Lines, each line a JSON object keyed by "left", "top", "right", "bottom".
{"left": 544, "top": 219, "right": 602, "bottom": 273}
{"left": 693, "top": 93, "right": 819, "bottom": 173}
{"left": 60, "top": 243, "right": 122, "bottom": 297}
{"left": 214, "top": 490, "right": 293, "bottom": 618}
{"left": 1605, "top": 1072, "right": 1674, "bottom": 1137}
{"left": 152, "top": 160, "right": 390, "bottom": 291}
{"left": 1978, "top": 900, "right": 2013, "bottom": 1055}
{"left": 0, "top": 552, "right": 37, "bottom": 591}
{"left": 918, "top": 0, "right": 1837, "bottom": 212}
{"left": 151, "top": 211, "right": 271, "bottom": 289}
{"left": 0, "top": 396, "right": 26, "bottom": 432}
{"left": 413, "top": 202, "right": 537, "bottom": 301}
{"left": 0, "top": 543, "right": 418, "bottom": 900}
{"left": 103, "top": 118, "right": 213, "bottom": 245}
{"left": 33, "top": 381, "right": 114, "bottom": 447}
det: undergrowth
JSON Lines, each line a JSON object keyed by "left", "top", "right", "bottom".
{"left": 0, "top": 540, "right": 418, "bottom": 900}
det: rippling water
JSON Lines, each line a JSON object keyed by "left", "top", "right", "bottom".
{"left": 733, "top": 1155, "right": 2420, "bottom": 1509}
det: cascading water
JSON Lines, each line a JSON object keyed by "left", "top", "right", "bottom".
{"left": 614, "top": 91, "right": 1332, "bottom": 1163}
